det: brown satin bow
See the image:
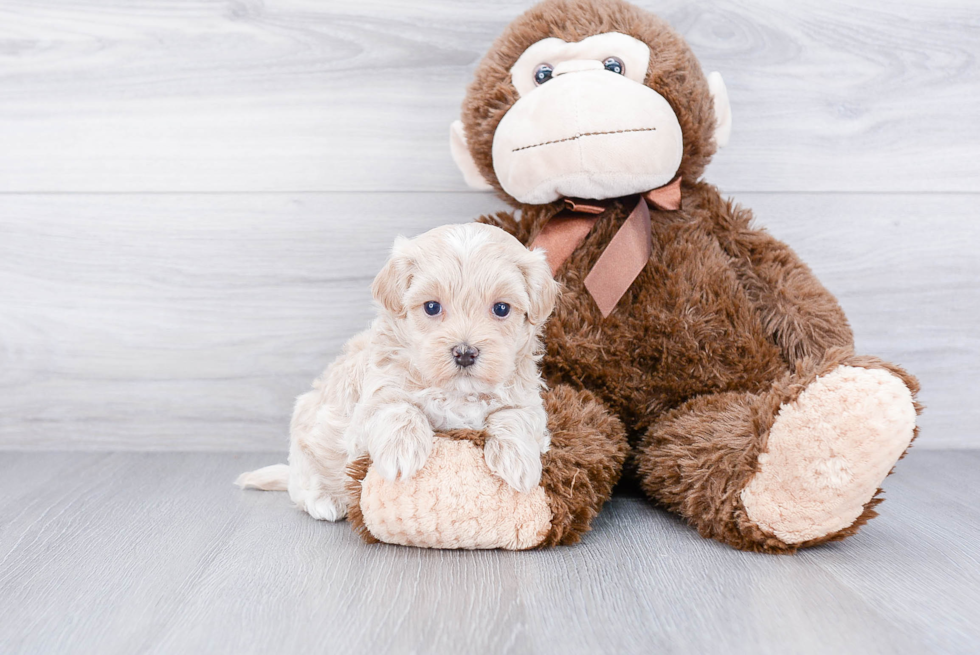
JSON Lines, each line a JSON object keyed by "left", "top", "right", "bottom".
{"left": 529, "top": 176, "right": 682, "bottom": 317}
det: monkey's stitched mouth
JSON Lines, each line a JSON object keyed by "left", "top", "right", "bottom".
{"left": 512, "top": 127, "right": 657, "bottom": 153}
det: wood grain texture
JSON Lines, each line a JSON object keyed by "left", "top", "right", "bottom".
{"left": 0, "top": 191, "right": 975, "bottom": 450}
{"left": 0, "top": 0, "right": 977, "bottom": 193}
{"left": 0, "top": 451, "right": 977, "bottom": 654}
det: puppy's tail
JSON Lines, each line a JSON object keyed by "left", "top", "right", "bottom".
{"left": 235, "top": 464, "right": 289, "bottom": 491}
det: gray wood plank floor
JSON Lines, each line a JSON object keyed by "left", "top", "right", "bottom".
{"left": 0, "top": 450, "right": 977, "bottom": 655}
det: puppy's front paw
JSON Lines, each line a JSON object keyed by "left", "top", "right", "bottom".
{"left": 370, "top": 416, "right": 434, "bottom": 481}
{"left": 484, "top": 435, "right": 543, "bottom": 494}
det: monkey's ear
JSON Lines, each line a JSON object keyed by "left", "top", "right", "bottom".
{"left": 371, "top": 236, "right": 414, "bottom": 317}
{"left": 707, "top": 72, "right": 732, "bottom": 148}
{"left": 449, "top": 120, "right": 493, "bottom": 190}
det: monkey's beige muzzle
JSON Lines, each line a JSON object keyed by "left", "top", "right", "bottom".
{"left": 491, "top": 69, "right": 684, "bottom": 204}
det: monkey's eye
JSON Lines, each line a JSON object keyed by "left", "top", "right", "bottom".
{"left": 492, "top": 302, "right": 511, "bottom": 318}
{"left": 423, "top": 301, "right": 442, "bottom": 316}
{"left": 533, "top": 63, "right": 553, "bottom": 85}
{"left": 603, "top": 57, "right": 625, "bottom": 75}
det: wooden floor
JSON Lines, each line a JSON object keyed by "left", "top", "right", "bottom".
{"left": 1, "top": 450, "right": 977, "bottom": 655}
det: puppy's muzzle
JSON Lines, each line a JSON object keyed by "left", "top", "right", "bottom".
{"left": 452, "top": 344, "right": 480, "bottom": 368}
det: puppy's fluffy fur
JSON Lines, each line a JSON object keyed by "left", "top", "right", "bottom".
{"left": 237, "top": 223, "right": 558, "bottom": 521}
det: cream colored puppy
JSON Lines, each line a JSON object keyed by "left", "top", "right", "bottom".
{"left": 236, "top": 223, "right": 558, "bottom": 521}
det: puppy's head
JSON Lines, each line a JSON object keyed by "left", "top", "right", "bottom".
{"left": 372, "top": 223, "right": 557, "bottom": 390}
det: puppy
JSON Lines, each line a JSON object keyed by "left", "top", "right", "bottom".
{"left": 237, "top": 223, "right": 558, "bottom": 521}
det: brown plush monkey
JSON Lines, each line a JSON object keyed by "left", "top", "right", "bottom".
{"left": 443, "top": 0, "right": 922, "bottom": 554}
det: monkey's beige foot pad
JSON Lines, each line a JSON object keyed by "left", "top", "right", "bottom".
{"left": 346, "top": 385, "right": 629, "bottom": 550}
{"left": 349, "top": 437, "right": 553, "bottom": 550}
{"left": 741, "top": 365, "right": 916, "bottom": 544}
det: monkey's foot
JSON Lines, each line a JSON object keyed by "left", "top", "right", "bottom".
{"left": 740, "top": 365, "right": 916, "bottom": 544}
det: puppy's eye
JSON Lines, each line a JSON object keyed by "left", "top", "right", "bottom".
{"left": 423, "top": 301, "right": 442, "bottom": 316}
{"left": 533, "top": 63, "right": 553, "bottom": 85}
{"left": 603, "top": 57, "right": 625, "bottom": 75}
{"left": 492, "top": 302, "right": 511, "bottom": 318}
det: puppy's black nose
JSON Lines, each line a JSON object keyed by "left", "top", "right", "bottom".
{"left": 452, "top": 344, "right": 479, "bottom": 368}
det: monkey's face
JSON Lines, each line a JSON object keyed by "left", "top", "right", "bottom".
{"left": 492, "top": 33, "right": 683, "bottom": 205}
{"left": 451, "top": 2, "right": 732, "bottom": 206}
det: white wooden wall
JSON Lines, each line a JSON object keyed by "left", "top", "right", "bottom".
{"left": 1, "top": 0, "right": 977, "bottom": 449}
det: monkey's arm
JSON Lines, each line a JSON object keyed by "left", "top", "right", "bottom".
{"left": 708, "top": 194, "right": 854, "bottom": 363}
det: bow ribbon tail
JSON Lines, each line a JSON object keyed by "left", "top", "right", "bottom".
{"left": 583, "top": 197, "right": 653, "bottom": 317}
{"left": 530, "top": 197, "right": 606, "bottom": 275}
{"left": 531, "top": 212, "right": 599, "bottom": 276}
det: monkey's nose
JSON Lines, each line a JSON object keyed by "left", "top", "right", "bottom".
{"left": 452, "top": 344, "right": 480, "bottom": 368}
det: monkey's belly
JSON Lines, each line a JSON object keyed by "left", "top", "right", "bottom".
{"left": 544, "top": 239, "right": 786, "bottom": 437}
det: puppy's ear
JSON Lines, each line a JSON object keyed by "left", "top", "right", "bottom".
{"left": 372, "top": 236, "right": 414, "bottom": 316}
{"left": 521, "top": 248, "right": 559, "bottom": 326}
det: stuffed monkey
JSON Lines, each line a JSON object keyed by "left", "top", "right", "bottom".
{"left": 438, "top": 0, "right": 922, "bottom": 553}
